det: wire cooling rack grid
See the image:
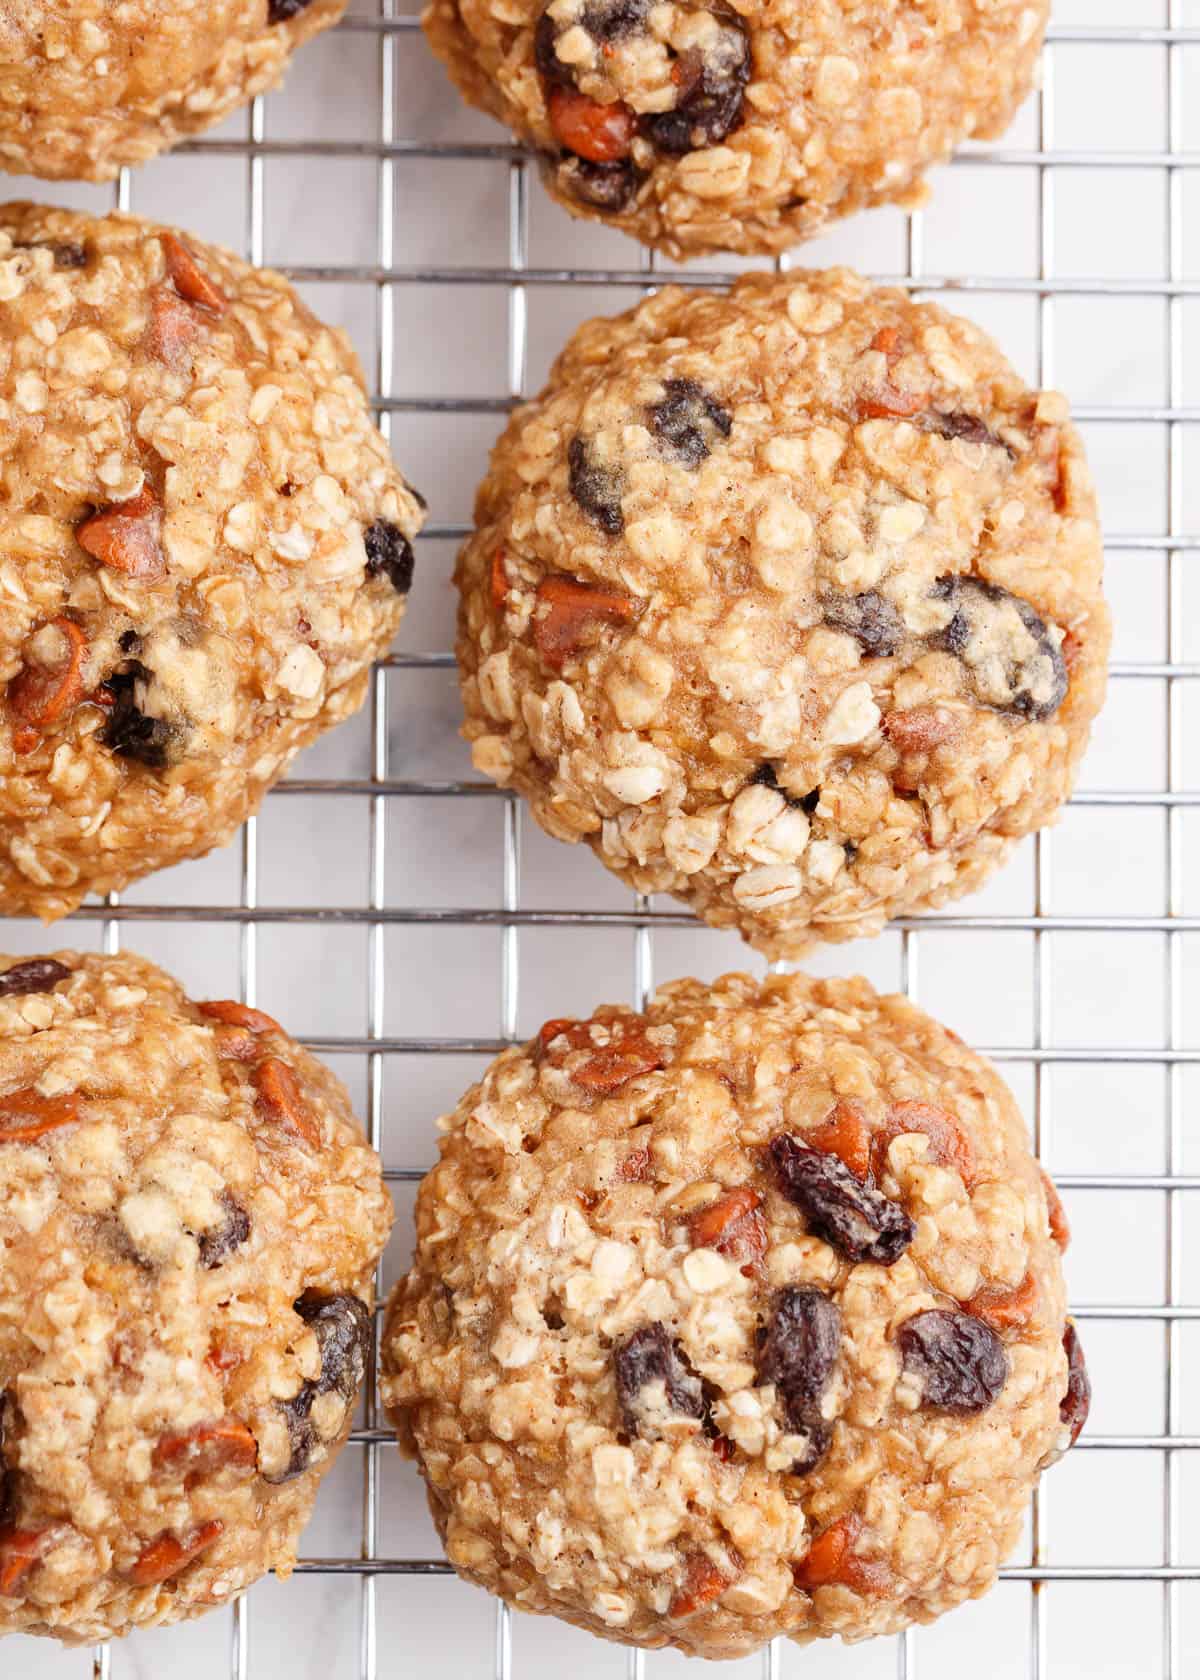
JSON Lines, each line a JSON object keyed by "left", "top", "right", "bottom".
{"left": 9, "top": 0, "right": 1200, "bottom": 1675}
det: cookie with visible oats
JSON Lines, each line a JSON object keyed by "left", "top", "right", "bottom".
{"left": 0, "top": 948, "right": 391, "bottom": 1645}
{"left": 424, "top": 0, "right": 1049, "bottom": 259}
{"left": 0, "top": 2, "right": 345, "bottom": 182}
{"left": 0, "top": 203, "right": 423, "bottom": 920}
{"left": 383, "top": 970, "right": 1087, "bottom": 1659}
{"left": 456, "top": 269, "right": 1108, "bottom": 959}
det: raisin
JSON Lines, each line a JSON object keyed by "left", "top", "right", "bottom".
{"left": 896, "top": 1309, "right": 1008, "bottom": 1414}
{"left": 268, "top": 0, "right": 317, "bottom": 20}
{"left": 558, "top": 156, "right": 640, "bottom": 213}
{"left": 641, "top": 20, "right": 751, "bottom": 154}
{"left": 756, "top": 1287, "right": 841, "bottom": 1472}
{"left": 568, "top": 435, "right": 625, "bottom": 533}
{"left": 1060, "top": 1320, "right": 1090, "bottom": 1449}
{"left": 0, "top": 1396, "right": 12, "bottom": 1528}
{"left": 919, "top": 410, "right": 1013, "bottom": 454}
{"left": 364, "top": 520, "right": 415, "bottom": 595}
{"left": 0, "top": 959, "right": 71, "bottom": 999}
{"left": 770, "top": 1134, "right": 914, "bottom": 1266}
{"left": 822, "top": 591, "right": 905, "bottom": 659}
{"left": 536, "top": 0, "right": 649, "bottom": 82}
{"left": 196, "top": 1194, "right": 251, "bottom": 1268}
{"left": 52, "top": 242, "right": 88, "bottom": 269}
{"left": 647, "top": 378, "right": 732, "bottom": 468}
{"left": 748, "top": 762, "right": 817, "bottom": 812}
{"left": 613, "top": 1323, "right": 705, "bottom": 1439}
{"left": 101, "top": 662, "right": 175, "bottom": 769}
{"left": 267, "top": 1292, "right": 372, "bottom": 1483}
{"left": 930, "top": 576, "right": 1067, "bottom": 721}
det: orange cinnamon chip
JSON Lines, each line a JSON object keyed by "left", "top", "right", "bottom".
{"left": 213, "top": 1027, "right": 259, "bottom": 1062}
{"left": 883, "top": 706, "right": 964, "bottom": 755}
{"left": 615, "top": 1146, "right": 651, "bottom": 1183}
{"left": 161, "top": 232, "right": 228, "bottom": 315}
{"left": 807, "top": 1099, "right": 873, "bottom": 1182}
{"left": 536, "top": 1016, "right": 588, "bottom": 1054}
{"left": 199, "top": 999, "right": 283, "bottom": 1036}
{"left": 153, "top": 1419, "right": 258, "bottom": 1475}
{"left": 667, "top": 1552, "right": 735, "bottom": 1619}
{"left": 77, "top": 486, "right": 165, "bottom": 581}
{"left": 533, "top": 575, "right": 640, "bottom": 669}
{"left": 253, "top": 1057, "right": 320, "bottom": 1149}
{"left": 874, "top": 1100, "right": 976, "bottom": 1189}
{"left": 1042, "top": 1168, "right": 1070, "bottom": 1249}
{"left": 688, "top": 1185, "right": 766, "bottom": 1277}
{"left": 0, "top": 1086, "right": 82, "bottom": 1143}
{"left": 793, "top": 1515, "right": 891, "bottom": 1596}
{"left": 547, "top": 86, "right": 635, "bottom": 163}
{"left": 490, "top": 549, "right": 509, "bottom": 612}
{"left": 870, "top": 326, "right": 902, "bottom": 355}
{"left": 8, "top": 617, "right": 88, "bottom": 733}
{"left": 857, "top": 387, "right": 927, "bottom": 421}
{"left": 967, "top": 1271, "right": 1039, "bottom": 1333}
{"left": 145, "top": 284, "right": 201, "bottom": 368}
{"left": 572, "top": 1036, "right": 663, "bottom": 1094}
{"left": 129, "top": 1520, "right": 224, "bottom": 1587}
{"left": 0, "top": 1526, "right": 59, "bottom": 1596}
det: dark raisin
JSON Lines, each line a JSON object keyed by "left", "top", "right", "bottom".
{"left": 757, "top": 1287, "right": 841, "bottom": 1472}
{"left": 930, "top": 576, "right": 1067, "bottom": 721}
{"left": 843, "top": 841, "right": 858, "bottom": 864}
{"left": 0, "top": 959, "right": 71, "bottom": 999}
{"left": 568, "top": 435, "right": 625, "bottom": 534}
{"left": 266, "top": 1291, "right": 372, "bottom": 1483}
{"left": 557, "top": 155, "right": 640, "bottom": 213}
{"left": 534, "top": 11, "right": 573, "bottom": 83}
{"left": 641, "top": 19, "right": 751, "bottom": 154}
{"left": 118, "top": 628, "right": 142, "bottom": 655}
{"left": 822, "top": 591, "right": 905, "bottom": 659}
{"left": 196, "top": 1195, "right": 251, "bottom": 1268}
{"left": 536, "top": 0, "right": 649, "bottom": 81}
{"left": 52, "top": 242, "right": 88, "bottom": 269}
{"left": 364, "top": 520, "right": 415, "bottom": 595}
{"left": 0, "top": 1395, "right": 13, "bottom": 1527}
{"left": 404, "top": 478, "right": 428, "bottom": 512}
{"left": 770, "top": 1134, "right": 915, "bottom": 1266}
{"left": 614, "top": 1323, "right": 705, "bottom": 1439}
{"left": 268, "top": 0, "right": 316, "bottom": 21}
{"left": 896, "top": 1309, "right": 1009, "bottom": 1414}
{"left": 749, "top": 764, "right": 821, "bottom": 814}
{"left": 919, "top": 410, "right": 1013, "bottom": 454}
{"left": 1060, "top": 1320, "right": 1090, "bottom": 1450}
{"left": 647, "top": 378, "right": 732, "bottom": 468}
{"left": 101, "top": 663, "right": 175, "bottom": 770}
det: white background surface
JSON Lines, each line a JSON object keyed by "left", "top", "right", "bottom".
{"left": 8, "top": 0, "right": 1200, "bottom": 1676}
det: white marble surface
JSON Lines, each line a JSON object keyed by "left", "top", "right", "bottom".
{"left": 9, "top": 0, "right": 1200, "bottom": 1676}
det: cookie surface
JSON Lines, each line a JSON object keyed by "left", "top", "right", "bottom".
{"left": 424, "top": 0, "right": 1048, "bottom": 258}
{"left": 457, "top": 270, "right": 1108, "bottom": 957}
{"left": 0, "top": 203, "right": 423, "bottom": 920}
{"left": 382, "top": 970, "right": 1087, "bottom": 1659}
{"left": 0, "top": 1, "right": 345, "bottom": 182}
{"left": 0, "top": 948, "right": 392, "bottom": 1644}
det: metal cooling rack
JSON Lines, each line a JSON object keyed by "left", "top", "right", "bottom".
{"left": 9, "top": 2, "right": 1200, "bottom": 1677}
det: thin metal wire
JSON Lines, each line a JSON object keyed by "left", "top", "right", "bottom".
{"left": 58, "top": 13, "right": 1194, "bottom": 1679}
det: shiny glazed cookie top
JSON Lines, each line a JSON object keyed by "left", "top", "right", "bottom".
{"left": 384, "top": 972, "right": 1087, "bottom": 1659}
{"left": 0, "top": 949, "right": 391, "bottom": 1642}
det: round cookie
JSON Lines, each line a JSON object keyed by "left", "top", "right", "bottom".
{"left": 424, "top": 0, "right": 1048, "bottom": 259}
{"left": 0, "top": 948, "right": 392, "bottom": 1644}
{"left": 0, "top": 203, "right": 423, "bottom": 920}
{"left": 456, "top": 270, "right": 1108, "bottom": 958}
{"left": 382, "top": 970, "right": 1089, "bottom": 1660}
{"left": 0, "top": 2, "right": 346, "bottom": 182}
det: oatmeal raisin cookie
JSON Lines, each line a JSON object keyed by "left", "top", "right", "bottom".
{"left": 0, "top": 2, "right": 346, "bottom": 182}
{"left": 456, "top": 269, "right": 1107, "bottom": 957}
{"left": 424, "top": 0, "right": 1049, "bottom": 258}
{"left": 0, "top": 948, "right": 392, "bottom": 1644}
{"left": 383, "top": 970, "right": 1088, "bottom": 1659}
{"left": 0, "top": 202, "right": 423, "bottom": 919}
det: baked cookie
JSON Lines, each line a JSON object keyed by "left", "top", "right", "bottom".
{"left": 382, "top": 970, "right": 1088, "bottom": 1660}
{"left": 0, "top": 2, "right": 345, "bottom": 182}
{"left": 457, "top": 270, "right": 1107, "bottom": 958}
{"left": 0, "top": 948, "right": 392, "bottom": 1645}
{"left": 0, "top": 203, "right": 423, "bottom": 920}
{"left": 424, "top": 0, "right": 1048, "bottom": 259}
